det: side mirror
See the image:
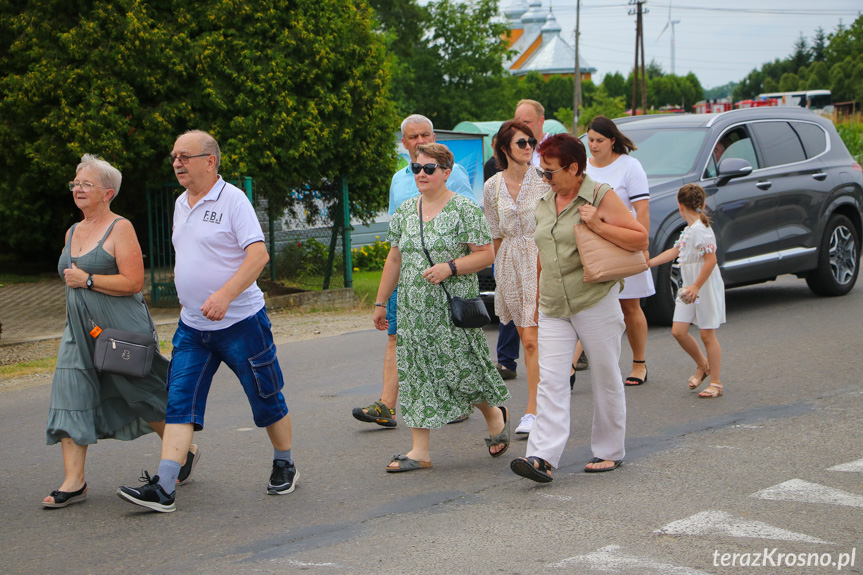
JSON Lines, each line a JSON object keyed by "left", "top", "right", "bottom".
{"left": 716, "top": 158, "right": 753, "bottom": 186}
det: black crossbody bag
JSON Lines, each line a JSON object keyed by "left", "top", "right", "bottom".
{"left": 418, "top": 198, "right": 490, "bottom": 329}
{"left": 66, "top": 223, "right": 158, "bottom": 378}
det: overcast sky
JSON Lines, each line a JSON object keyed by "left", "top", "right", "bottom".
{"left": 516, "top": 1, "right": 862, "bottom": 89}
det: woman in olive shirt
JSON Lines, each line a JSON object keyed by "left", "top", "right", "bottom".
{"left": 510, "top": 134, "right": 648, "bottom": 483}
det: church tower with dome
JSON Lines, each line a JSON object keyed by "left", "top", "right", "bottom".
{"left": 502, "top": 0, "right": 596, "bottom": 81}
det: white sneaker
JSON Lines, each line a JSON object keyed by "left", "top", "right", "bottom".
{"left": 514, "top": 413, "right": 535, "bottom": 435}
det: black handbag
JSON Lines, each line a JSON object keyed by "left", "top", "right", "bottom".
{"left": 92, "top": 327, "right": 157, "bottom": 378}
{"left": 66, "top": 223, "right": 159, "bottom": 378}
{"left": 418, "top": 198, "right": 491, "bottom": 329}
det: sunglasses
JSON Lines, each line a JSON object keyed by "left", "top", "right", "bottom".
{"left": 515, "top": 137, "right": 538, "bottom": 150}
{"left": 410, "top": 163, "right": 448, "bottom": 175}
{"left": 535, "top": 164, "right": 571, "bottom": 180}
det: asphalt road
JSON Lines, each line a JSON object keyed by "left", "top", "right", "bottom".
{"left": 2, "top": 275, "right": 861, "bottom": 575}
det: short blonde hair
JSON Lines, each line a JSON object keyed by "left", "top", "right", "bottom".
{"left": 516, "top": 99, "right": 544, "bottom": 117}
{"left": 416, "top": 143, "right": 454, "bottom": 169}
{"left": 76, "top": 154, "right": 122, "bottom": 201}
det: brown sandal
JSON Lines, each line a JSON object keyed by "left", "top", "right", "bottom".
{"left": 698, "top": 382, "right": 723, "bottom": 398}
{"left": 688, "top": 365, "right": 710, "bottom": 390}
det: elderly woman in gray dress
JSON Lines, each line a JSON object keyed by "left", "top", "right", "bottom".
{"left": 43, "top": 155, "right": 198, "bottom": 508}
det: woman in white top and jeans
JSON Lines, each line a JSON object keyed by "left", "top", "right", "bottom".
{"left": 580, "top": 116, "right": 654, "bottom": 386}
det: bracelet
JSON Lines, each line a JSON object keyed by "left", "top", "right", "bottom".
{"left": 448, "top": 259, "right": 457, "bottom": 276}
{"left": 374, "top": 302, "right": 385, "bottom": 307}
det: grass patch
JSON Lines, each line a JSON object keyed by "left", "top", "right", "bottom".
{"left": 0, "top": 357, "right": 56, "bottom": 379}
{"left": 0, "top": 272, "right": 55, "bottom": 285}
{"left": 266, "top": 270, "right": 382, "bottom": 306}
{"left": 351, "top": 269, "right": 383, "bottom": 305}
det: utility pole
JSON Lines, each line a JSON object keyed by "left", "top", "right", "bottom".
{"left": 572, "top": 0, "right": 581, "bottom": 133}
{"left": 628, "top": 0, "right": 648, "bottom": 115}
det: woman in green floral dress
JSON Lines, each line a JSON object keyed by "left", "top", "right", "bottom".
{"left": 372, "top": 143, "right": 511, "bottom": 472}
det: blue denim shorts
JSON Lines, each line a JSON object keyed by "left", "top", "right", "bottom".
{"left": 166, "top": 307, "right": 289, "bottom": 429}
{"left": 386, "top": 287, "right": 398, "bottom": 336}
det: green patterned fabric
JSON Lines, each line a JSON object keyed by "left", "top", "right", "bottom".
{"left": 389, "top": 195, "right": 510, "bottom": 429}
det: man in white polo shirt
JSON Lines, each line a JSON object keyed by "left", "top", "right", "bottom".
{"left": 118, "top": 130, "right": 297, "bottom": 513}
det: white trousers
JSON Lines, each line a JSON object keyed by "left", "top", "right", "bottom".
{"left": 527, "top": 286, "right": 626, "bottom": 468}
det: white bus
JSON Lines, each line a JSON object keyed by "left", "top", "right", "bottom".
{"left": 756, "top": 89, "right": 833, "bottom": 114}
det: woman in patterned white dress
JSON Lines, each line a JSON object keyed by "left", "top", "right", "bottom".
{"left": 483, "top": 120, "right": 549, "bottom": 435}
{"left": 649, "top": 184, "right": 726, "bottom": 398}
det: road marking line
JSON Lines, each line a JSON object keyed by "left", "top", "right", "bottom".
{"left": 827, "top": 457, "right": 863, "bottom": 472}
{"left": 542, "top": 494, "right": 573, "bottom": 501}
{"left": 655, "top": 510, "right": 832, "bottom": 544}
{"left": 752, "top": 478, "right": 863, "bottom": 508}
{"left": 549, "top": 544, "right": 713, "bottom": 574}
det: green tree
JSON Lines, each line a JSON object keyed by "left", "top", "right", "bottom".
{"left": 704, "top": 81, "right": 737, "bottom": 100}
{"left": 825, "top": 16, "right": 863, "bottom": 63}
{"left": 578, "top": 86, "right": 626, "bottom": 128}
{"left": 806, "top": 61, "right": 830, "bottom": 89}
{"left": 602, "top": 72, "right": 627, "bottom": 101}
{"left": 810, "top": 27, "right": 828, "bottom": 62}
{"left": 0, "top": 0, "right": 397, "bottom": 261}
{"left": 778, "top": 72, "right": 800, "bottom": 92}
{"left": 790, "top": 33, "right": 811, "bottom": 70}
{"left": 399, "top": 0, "right": 511, "bottom": 129}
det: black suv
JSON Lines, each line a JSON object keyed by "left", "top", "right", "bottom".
{"left": 610, "top": 107, "right": 863, "bottom": 324}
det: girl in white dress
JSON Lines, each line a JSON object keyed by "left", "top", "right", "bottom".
{"left": 649, "top": 184, "right": 726, "bottom": 398}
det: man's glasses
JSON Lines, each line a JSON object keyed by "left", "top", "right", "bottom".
{"left": 410, "top": 163, "right": 448, "bottom": 175}
{"left": 168, "top": 153, "right": 211, "bottom": 165}
{"left": 535, "top": 164, "right": 571, "bottom": 180}
{"left": 515, "top": 137, "right": 538, "bottom": 150}
{"left": 68, "top": 181, "right": 106, "bottom": 192}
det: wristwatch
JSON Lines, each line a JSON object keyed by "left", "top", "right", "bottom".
{"left": 447, "top": 259, "right": 458, "bottom": 276}
{"left": 86, "top": 274, "right": 94, "bottom": 290}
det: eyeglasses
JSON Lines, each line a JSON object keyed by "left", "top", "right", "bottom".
{"left": 515, "top": 137, "right": 538, "bottom": 150}
{"left": 410, "top": 162, "right": 449, "bottom": 175}
{"left": 68, "top": 181, "right": 107, "bottom": 192}
{"left": 535, "top": 164, "right": 571, "bottom": 180}
{"left": 168, "top": 153, "right": 211, "bottom": 165}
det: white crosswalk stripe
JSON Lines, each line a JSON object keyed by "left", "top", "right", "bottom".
{"left": 752, "top": 478, "right": 863, "bottom": 508}
{"left": 654, "top": 510, "right": 832, "bottom": 544}
{"left": 827, "top": 457, "right": 863, "bottom": 472}
{"left": 549, "top": 545, "right": 714, "bottom": 574}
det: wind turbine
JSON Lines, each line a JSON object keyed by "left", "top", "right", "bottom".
{"left": 657, "top": 2, "right": 681, "bottom": 75}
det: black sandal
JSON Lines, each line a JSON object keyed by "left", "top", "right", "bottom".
{"left": 510, "top": 456, "right": 553, "bottom": 483}
{"left": 624, "top": 360, "right": 648, "bottom": 386}
{"left": 42, "top": 483, "right": 88, "bottom": 508}
{"left": 570, "top": 365, "right": 576, "bottom": 390}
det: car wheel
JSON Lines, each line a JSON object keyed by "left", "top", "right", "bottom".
{"left": 643, "top": 231, "right": 683, "bottom": 326}
{"left": 806, "top": 214, "right": 860, "bottom": 296}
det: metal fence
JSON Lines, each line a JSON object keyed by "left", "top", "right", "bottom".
{"left": 254, "top": 178, "right": 352, "bottom": 291}
{"left": 146, "top": 177, "right": 351, "bottom": 306}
